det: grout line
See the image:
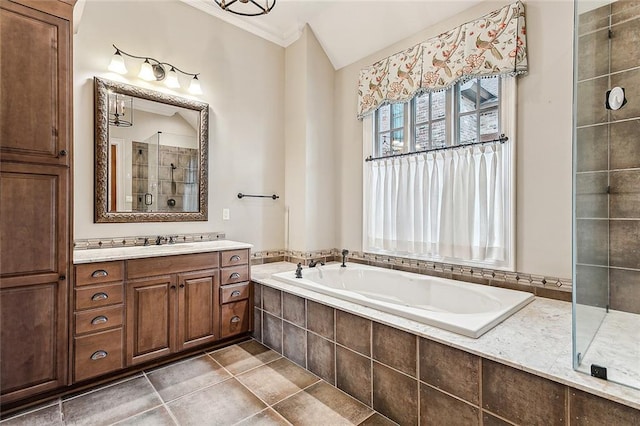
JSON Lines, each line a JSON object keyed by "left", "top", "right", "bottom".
{"left": 141, "top": 371, "right": 181, "bottom": 426}
{"left": 60, "top": 372, "right": 145, "bottom": 402}
{"left": 0, "top": 398, "right": 61, "bottom": 423}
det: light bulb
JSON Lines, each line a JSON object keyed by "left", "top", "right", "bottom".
{"left": 165, "top": 68, "right": 180, "bottom": 89}
{"left": 138, "top": 59, "right": 155, "bottom": 81}
{"left": 108, "top": 51, "right": 127, "bottom": 74}
{"left": 188, "top": 75, "right": 202, "bottom": 95}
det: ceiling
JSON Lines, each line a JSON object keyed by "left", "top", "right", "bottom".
{"left": 179, "top": 0, "right": 484, "bottom": 70}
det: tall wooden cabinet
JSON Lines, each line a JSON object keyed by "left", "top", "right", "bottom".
{"left": 0, "top": 0, "right": 75, "bottom": 405}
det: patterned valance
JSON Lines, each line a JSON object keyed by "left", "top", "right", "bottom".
{"left": 357, "top": 1, "right": 527, "bottom": 118}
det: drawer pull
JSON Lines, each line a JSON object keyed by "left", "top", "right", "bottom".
{"left": 91, "top": 292, "right": 109, "bottom": 301}
{"left": 91, "top": 315, "right": 108, "bottom": 325}
{"left": 90, "top": 350, "right": 108, "bottom": 360}
{"left": 230, "top": 255, "right": 241, "bottom": 262}
{"left": 231, "top": 290, "right": 241, "bottom": 297}
{"left": 230, "top": 272, "right": 241, "bottom": 279}
{"left": 230, "top": 316, "right": 241, "bottom": 323}
{"left": 91, "top": 269, "right": 108, "bottom": 278}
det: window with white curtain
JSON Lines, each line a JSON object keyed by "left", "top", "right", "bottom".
{"left": 363, "top": 77, "right": 516, "bottom": 270}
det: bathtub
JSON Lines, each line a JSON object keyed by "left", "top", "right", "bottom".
{"left": 271, "top": 263, "right": 534, "bottom": 338}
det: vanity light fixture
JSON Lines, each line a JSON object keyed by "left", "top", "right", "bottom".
{"left": 214, "top": 0, "right": 276, "bottom": 16}
{"left": 108, "top": 45, "right": 202, "bottom": 94}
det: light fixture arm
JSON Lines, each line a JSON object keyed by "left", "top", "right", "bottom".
{"left": 112, "top": 44, "right": 199, "bottom": 79}
{"left": 215, "top": 0, "right": 276, "bottom": 16}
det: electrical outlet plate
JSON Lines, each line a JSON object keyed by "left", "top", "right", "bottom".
{"left": 222, "top": 208, "right": 230, "bottom": 220}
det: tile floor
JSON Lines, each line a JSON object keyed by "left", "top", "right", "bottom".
{"left": 0, "top": 340, "right": 397, "bottom": 426}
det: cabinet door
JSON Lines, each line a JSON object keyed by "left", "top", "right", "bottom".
{"left": 0, "top": 1, "right": 71, "bottom": 166}
{"left": 177, "top": 269, "right": 219, "bottom": 351}
{"left": 0, "top": 162, "right": 69, "bottom": 403}
{"left": 126, "top": 275, "right": 176, "bottom": 365}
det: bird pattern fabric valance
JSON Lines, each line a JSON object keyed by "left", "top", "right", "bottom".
{"left": 357, "top": 1, "right": 527, "bottom": 119}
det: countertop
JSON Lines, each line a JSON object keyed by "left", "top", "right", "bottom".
{"left": 252, "top": 261, "right": 640, "bottom": 411}
{"left": 73, "top": 240, "right": 252, "bottom": 264}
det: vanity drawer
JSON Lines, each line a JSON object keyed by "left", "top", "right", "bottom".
{"left": 221, "top": 249, "right": 249, "bottom": 267}
{"left": 127, "top": 252, "right": 219, "bottom": 279}
{"left": 75, "top": 305, "right": 124, "bottom": 335}
{"left": 221, "top": 282, "right": 250, "bottom": 304}
{"left": 76, "top": 261, "right": 124, "bottom": 286}
{"left": 220, "top": 265, "right": 249, "bottom": 285}
{"left": 220, "top": 300, "right": 250, "bottom": 338}
{"left": 74, "top": 328, "right": 124, "bottom": 382}
{"left": 75, "top": 282, "right": 124, "bottom": 310}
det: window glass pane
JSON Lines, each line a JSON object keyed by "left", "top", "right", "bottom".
{"left": 458, "top": 80, "right": 476, "bottom": 113}
{"left": 431, "top": 120, "right": 446, "bottom": 148}
{"left": 378, "top": 104, "right": 390, "bottom": 132}
{"left": 391, "top": 130, "right": 405, "bottom": 153}
{"left": 432, "top": 91, "right": 446, "bottom": 119}
{"left": 415, "top": 94, "right": 430, "bottom": 123}
{"left": 480, "top": 109, "right": 499, "bottom": 141}
{"left": 459, "top": 115, "right": 477, "bottom": 145}
{"left": 391, "top": 103, "right": 404, "bottom": 129}
{"left": 415, "top": 124, "right": 429, "bottom": 151}
{"left": 379, "top": 133, "right": 391, "bottom": 156}
{"left": 480, "top": 77, "right": 499, "bottom": 108}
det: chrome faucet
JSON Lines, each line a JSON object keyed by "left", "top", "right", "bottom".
{"left": 309, "top": 259, "right": 325, "bottom": 267}
{"left": 155, "top": 236, "right": 166, "bottom": 245}
{"left": 295, "top": 263, "right": 303, "bottom": 278}
{"left": 341, "top": 249, "right": 349, "bottom": 267}
{"left": 168, "top": 235, "right": 179, "bottom": 244}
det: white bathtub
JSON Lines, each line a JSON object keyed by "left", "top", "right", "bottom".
{"left": 271, "top": 263, "right": 534, "bottom": 338}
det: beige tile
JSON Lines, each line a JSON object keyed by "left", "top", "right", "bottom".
{"left": 578, "top": 4, "right": 610, "bottom": 34}
{"left": 236, "top": 357, "right": 319, "bottom": 405}
{"left": 612, "top": 1, "right": 640, "bottom": 23}
{"left": 113, "top": 406, "right": 176, "bottom": 426}
{"left": 307, "top": 301, "right": 335, "bottom": 340}
{"left": 575, "top": 265, "right": 609, "bottom": 307}
{"left": 419, "top": 338, "right": 480, "bottom": 405}
{"left": 282, "top": 292, "right": 305, "bottom": 327}
{"left": 336, "top": 310, "right": 371, "bottom": 357}
{"left": 263, "top": 286, "right": 282, "bottom": 317}
{"left": 576, "top": 76, "right": 609, "bottom": 127}
{"left": 263, "top": 312, "right": 283, "bottom": 353}
{"left": 146, "top": 355, "right": 230, "bottom": 402}
{"left": 62, "top": 376, "right": 162, "bottom": 426}
{"left": 576, "top": 219, "right": 609, "bottom": 266}
{"left": 576, "top": 125, "right": 608, "bottom": 172}
{"left": 611, "top": 18, "right": 640, "bottom": 72}
{"left": 481, "top": 412, "right": 513, "bottom": 426}
{"left": 167, "top": 378, "right": 266, "bottom": 424}
{"left": 210, "top": 339, "right": 281, "bottom": 375}
{"left": 273, "top": 381, "right": 373, "bottom": 426}
{"left": 0, "top": 404, "right": 63, "bottom": 426}
{"left": 609, "top": 268, "right": 640, "bottom": 314}
{"left": 282, "top": 321, "right": 306, "bottom": 368}
{"left": 420, "top": 384, "right": 479, "bottom": 426}
{"left": 235, "top": 408, "right": 290, "bottom": 426}
{"left": 336, "top": 346, "right": 372, "bottom": 406}
{"left": 610, "top": 170, "right": 640, "bottom": 218}
{"left": 252, "top": 307, "right": 262, "bottom": 341}
{"left": 610, "top": 119, "right": 640, "bottom": 170}
{"left": 482, "top": 360, "right": 566, "bottom": 425}
{"left": 307, "top": 332, "right": 335, "bottom": 385}
{"left": 610, "top": 220, "right": 640, "bottom": 269}
{"left": 570, "top": 387, "right": 640, "bottom": 425}
{"left": 611, "top": 69, "right": 640, "bottom": 121}
{"left": 576, "top": 172, "right": 608, "bottom": 219}
{"left": 357, "top": 413, "right": 398, "bottom": 426}
{"left": 372, "top": 362, "right": 418, "bottom": 426}
{"left": 372, "top": 322, "right": 416, "bottom": 377}
{"left": 254, "top": 283, "right": 262, "bottom": 308}
{"left": 577, "top": 29, "right": 610, "bottom": 81}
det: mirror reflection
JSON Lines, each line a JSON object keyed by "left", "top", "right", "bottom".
{"left": 94, "top": 77, "right": 208, "bottom": 222}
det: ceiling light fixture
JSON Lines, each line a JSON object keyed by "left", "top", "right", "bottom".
{"left": 108, "top": 45, "right": 202, "bottom": 94}
{"left": 108, "top": 91, "right": 133, "bottom": 127}
{"left": 214, "top": 0, "right": 276, "bottom": 17}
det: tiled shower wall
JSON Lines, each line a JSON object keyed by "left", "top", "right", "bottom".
{"left": 576, "top": 1, "right": 640, "bottom": 314}
{"left": 252, "top": 282, "right": 640, "bottom": 424}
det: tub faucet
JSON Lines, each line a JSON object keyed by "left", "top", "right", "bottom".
{"left": 155, "top": 236, "right": 166, "bottom": 245}
{"left": 309, "top": 259, "right": 325, "bottom": 267}
{"left": 295, "top": 263, "right": 303, "bottom": 278}
{"left": 341, "top": 249, "right": 349, "bottom": 267}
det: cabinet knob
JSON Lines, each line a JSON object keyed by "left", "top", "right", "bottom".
{"left": 230, "top": 255, "right": 241, "bottom": 262}
{"left": 59, "top": 275, "right": 66, "bottom": 281}
{"left": 91, "top": 292, "right": 108, "bottom": 301}
{"left": 170, "top": 285, "right": 176, "bottom": 290}
{"left": 179, "top": 284, "right": 185, "bottom": 288}
{"left": 59, "top": 149, "right": 67, "bottom": 157}
{"left": 91, "top": 315, "right": 108, "bottom": 325}
{"left": 231, "top": 290, "right": 241, "bottom": 297}
{"left": 90, "top": 350, "right": 108, "bottom": 360}
{"left": 230, "top": 272, "right": 241, "bottom": 279}
{"left": 230, "top": 316, "right": 241, "bottom": 323}
{"left": 91, "top": 269, "right": 108, "bottom": 278}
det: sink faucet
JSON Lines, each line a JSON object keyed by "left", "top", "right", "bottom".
{"left": 155, "top": 236, "right": 166, "bottom": 245}
{"left": 309, "top": 259, "right": 325, "bottom": 267}
{"left": 168, "top": 235, "right": 179, "bottom": 244}
{"left": 295, "top": 263, "right": 303, "bottom": 278}
{"left": 341, "top": 249, "right": 349, "bottom": 267}
{"left": 138, "top": 237, "right": 150, "bottom": 246}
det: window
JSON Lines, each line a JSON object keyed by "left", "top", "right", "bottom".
{"left": 374, "top": 76, "right": 501, "bottom": 155}
{"left": 364, "top": 76, "right": 515, "bottom": 271}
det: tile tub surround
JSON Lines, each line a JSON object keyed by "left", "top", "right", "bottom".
{"left": 251, "top": 262, "right": 640, "bottom": 419}
{"left": 0, "top": 340, "right": 394, "bottom": 425}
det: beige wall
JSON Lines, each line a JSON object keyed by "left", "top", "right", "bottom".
{"left": 73, "top": 0, "right": 285, "bottom": 252}
{"left": 334, "top": 0, "right": 574, "bottom": 278}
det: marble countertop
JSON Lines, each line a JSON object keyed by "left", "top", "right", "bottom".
{"left": 252, "top": 261, "right": 640, "bottom": 410}
{"left": 73, "top": 240, "right": 252, "bottom": 264}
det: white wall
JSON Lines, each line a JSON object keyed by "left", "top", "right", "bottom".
{"left": 74, "top": 0, "right": 285, "bottom": 251}
{"left": 334, "top": 0, "right": 574, "bottom": 278}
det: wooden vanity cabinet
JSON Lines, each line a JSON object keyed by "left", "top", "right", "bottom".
{"left": 219, "top": 250, "right": 251, "bottom": 338}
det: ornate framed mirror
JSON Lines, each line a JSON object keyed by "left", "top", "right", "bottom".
{"left": 94, "top": 77, "right": 208, "bottom": 222}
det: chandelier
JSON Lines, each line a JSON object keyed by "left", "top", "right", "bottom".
{"left": 214, "top": 0, "right": 276, "bottom": 16}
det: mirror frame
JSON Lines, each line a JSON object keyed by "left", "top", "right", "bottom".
{"left": 94, "top": 77, "right": 209, "bottom": 222}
